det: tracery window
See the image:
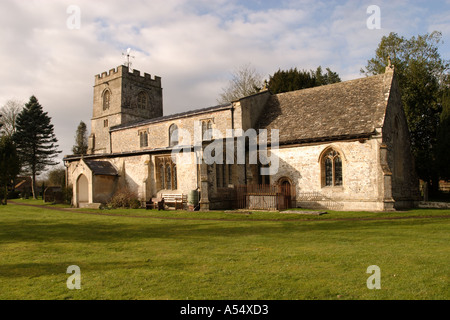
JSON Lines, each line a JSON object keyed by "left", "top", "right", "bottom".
{"left": 156, "top": 157, "right": 177, "bottom": 190}
{"left": 322, "top": 149, "right": 343, "bottom": 187}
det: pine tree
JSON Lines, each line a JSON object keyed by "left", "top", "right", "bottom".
{"left": 13, "top": 96, "right": 61, "bottom": 199}
{"left": 72, "top": 121, "right": 88, "bottom": 155}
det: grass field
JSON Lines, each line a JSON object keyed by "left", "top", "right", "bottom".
{"left": 0, "top": 199, "right": 449, "bottom": 300}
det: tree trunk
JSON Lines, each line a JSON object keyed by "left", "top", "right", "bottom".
{"left": 31, "top": 173, "right": 36, "bottom": 199}
{"left": 3, "top": 184, "right": 7, "bottom": 205}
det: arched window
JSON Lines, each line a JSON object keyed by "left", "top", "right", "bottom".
{"left": 322, "top": 149, "right": 343, "bottom": 187}
{"left": 202, "top": 120, "right": 213, "bottom": 141}
{"left": 157, "top": 157, "right": 178, "bottom": 191}
{"left": 137, "top": 91, "right": 148, "bottom": 109}
{"left": 173, "top": 165, "right": 177, "bottom": 190}
{"left": 166, "top": 165, "right": 172, "bottom": 190}
{"left": 169, "top": 124, "right": 178, "bottom": 147}
{"left": 103, "top": 90, "right": 111, "bottom": 111}
{"left": 159, "top": 164, "right": 165, "bottom": 189}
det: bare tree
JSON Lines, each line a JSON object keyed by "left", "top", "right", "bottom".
{"left": 0, "top": 99, "right": 24, "bottom": 136}
{"left": 218, "top": 63, "right": 264, "bottom": 104}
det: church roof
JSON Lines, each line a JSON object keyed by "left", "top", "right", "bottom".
{"left": 110, "top": 103, "right": 232, "bottom": 131}
{"left": 257, "top": 71, "right": 394, "bottom": 145}
{"left": 84, "top": 160, "right": 118, "bottom": 176}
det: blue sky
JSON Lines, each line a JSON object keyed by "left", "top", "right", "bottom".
{"left": 0, "top": 0, "right": 449, "bottom": 168}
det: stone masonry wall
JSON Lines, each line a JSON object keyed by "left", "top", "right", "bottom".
{"left": 269, "top": 138, "right": 384, "bottom": 211}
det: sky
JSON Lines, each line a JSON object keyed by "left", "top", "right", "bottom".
{"left": 0, "top": 0, "right": 449, "bottom": 171}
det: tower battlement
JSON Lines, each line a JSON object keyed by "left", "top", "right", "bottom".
{"left": 95, "top": 65, "right": 161, "bottom": 86}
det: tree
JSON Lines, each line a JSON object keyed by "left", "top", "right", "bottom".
{"left": 436, "top": 81, "right": 450, "bottom": 180}
{"left": 218, "top": 63, "right": 263, "bottom": 104}
{"left": 268, "top": 66, "right": 341, "bottom": 94}
{"left": 0, "top": 99, "right": 24, "bottom": 137}
{"left": 362, "top": 31, "right": 449, "bottom": 193}
{"left": 46, "top": 166, "right": 66, "bottom": 187}
{"left": 13, "top": 96, "right": 61, "bottom": 199}
{"left": 0, "top": 135, "right": 20, "bottom": 204}
{"left": 72, "top": 121, "right": 88, "bottom": 155}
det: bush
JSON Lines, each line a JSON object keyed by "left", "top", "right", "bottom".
{"left": 7, "top": 190, "right": 21, "bottom": 199}
{"left": 108, "top": 188, "right": 141, "bottom": 209}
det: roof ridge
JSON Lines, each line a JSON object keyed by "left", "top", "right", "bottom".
{"left": 274, "top": 72, "right": 387, "bottom": 98}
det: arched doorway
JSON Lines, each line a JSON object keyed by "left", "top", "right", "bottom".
{"left": 77, "top": 174, "right": 89, "bottom": 205}
{"left": 278, "top": 177, "right": 293, "bottom": 209}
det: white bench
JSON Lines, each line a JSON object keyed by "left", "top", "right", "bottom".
{"left": 162, "top": 193, "right": 187, "bottom": 209}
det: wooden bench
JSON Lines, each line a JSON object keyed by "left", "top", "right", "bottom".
{"left": 162, "top": 193, "right": 187, "bottom": 209}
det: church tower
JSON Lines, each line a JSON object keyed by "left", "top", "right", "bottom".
{"left": 88, "top": 65, "right": 163, "bottom": 154}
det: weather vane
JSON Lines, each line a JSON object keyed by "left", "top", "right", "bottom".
{"left": 122, "top": 48, "right": 135, "bottom": 70}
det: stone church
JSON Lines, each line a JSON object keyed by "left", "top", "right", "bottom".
{"left": 64, "top": 63, "right": 420, "bottom": 211}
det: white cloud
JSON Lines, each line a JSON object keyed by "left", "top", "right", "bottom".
{"left": 0, "top": 0, "right": 448, "bottom": 169}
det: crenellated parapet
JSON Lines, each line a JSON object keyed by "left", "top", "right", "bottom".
{"left": 95, "top": 65, "right": 161, "bottom": 87}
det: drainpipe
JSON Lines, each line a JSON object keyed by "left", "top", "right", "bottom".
{"left": 109, "top": 130, "right": 113, "bottom": 153}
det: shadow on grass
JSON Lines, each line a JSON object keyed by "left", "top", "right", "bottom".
{"left": 0, "top": 215, "right": 443, "bottom": 245}
{"left": 0, "top": 260, "right": 171, "bottom": 279}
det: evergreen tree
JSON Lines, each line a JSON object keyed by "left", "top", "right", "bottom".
{"left": 72, "top": 121, "right": 88, "bottom": 155}
{"left": 0, "top": 135, "right": 20, "bottom": 204}
{"left": 362, "top": 31, "right": 449, "bottom": 192}
{"left": 436, "top": 83, "right": 450, "bottom": 180}
{"left": 13, "top": 96, "right": 61, "bottom": 199}
{"left": 268, "top": 66, "right": 341, "bottom": 94}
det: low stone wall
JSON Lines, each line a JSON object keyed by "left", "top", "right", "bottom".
{"left": 418, "top": 201, "right": 450, "bottom": 209}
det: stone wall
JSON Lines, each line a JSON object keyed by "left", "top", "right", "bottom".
{"left": 381, "top": 71, "right": 421, "bottom": 207}
{"left": 110, "top": 108, "right": 234, "bottom": 153}
{"left": 268, "top": 138, "right": 386, "bottom": 211}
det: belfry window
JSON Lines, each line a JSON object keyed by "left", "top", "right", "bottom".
{"left": 322, "top": 149, "right": 343, "bottom": 187}
{"left": 103, "top": 90, "right": 111, "bottom": 111}
{"left": 137, "top": 92, "right": 148, "bottom": 109}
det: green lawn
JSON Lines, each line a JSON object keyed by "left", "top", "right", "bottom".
{"left": 0, "top": 200, "right": 449, "bottom": 300}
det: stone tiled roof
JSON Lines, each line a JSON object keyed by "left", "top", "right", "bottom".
{"left": 257, "top": 71, "right": 394, "bottom": 144}
{"left": 84, "top": 160, "right": 118, "bottom": 176}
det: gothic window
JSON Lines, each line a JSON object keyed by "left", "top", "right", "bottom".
{"left": 169, "top": 124, "right": 178, "bottom": 147}
{"left": 103, "top": 90, "right": 111, "bottom": 111}
{"left": 173, "top": 165, "right": 177, "bottom": 190}
{"left": 159, "top": 164, "right": 165, "bottom": 189}
{"left": 156, "top": 157, "right": 177, "bottom": 191}
{"left": 322, "top": 149, "right": 343, "bottom": 187}
{"left": 166, "top": 165, "right": 172, "bottom": 190}
{"left": 137, "top": 91, "right": 148, "bottom": 109}
{"left": 139, "top": 130, "right": 148, "bottom": 148}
